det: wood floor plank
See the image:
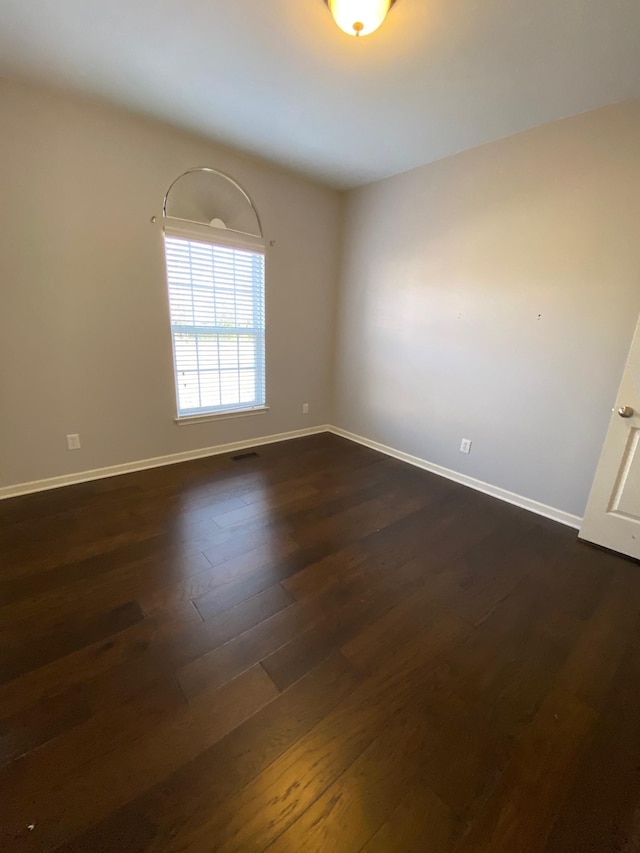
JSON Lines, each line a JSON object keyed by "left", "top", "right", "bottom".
{"left": 0, "top": 534, "right": 167, "bottom": 605}
{"left": 0, "top": 516, "right": 166, "bottom": 582}
{"left": 0, "top": 684, "right": 92, "bottom": 767}
{"left": 0, "top": 549, "right": 212, "bottom": 630}
{"left": 1, "top": 600, "right": 145, "bottom": 684}
{"left": 141, "top": 536, "right": 299, "bottom": 616}
{"left": 0, "top": 602, "right": 200, "bottom": 725}
{"left": 266, "top": 707, "right": 436, "bottom": 853}
{"left": 170, "top": 616, "right": 475, "bottom": 852}
{"left": 3, "top": 667, "right": 278, "bottom": 850}
{"left": 544, "top": 614, "right": 640, "bottom": 853}
{"left": 85, "top": 583, "right": 296, "bottom": 710}
{"left": 360, "top": 777, "right": 458, "bottom": 853}
{"left": 177, "top": 599, "right": 307, "bottom": 698}
{"left": 402, "top": 571, "right": 583, "bottom": 824}
{"left": 549, "top": 561, "right": 640, "bottom": 712}
{"left": 452, "top": 687, "right": 597, "bottom": 853}
{"left": 263, "top": 551, "right": 470, "bottom": 691}
{"left": 281, "top": 487, "right": 470, "bottom": 601}
{"left": 54, "top": 654, "right": 360, "bottom": 853}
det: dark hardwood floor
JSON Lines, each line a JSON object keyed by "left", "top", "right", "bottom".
{"left": 1, "top": 432, "right": 640, "bottom": 852}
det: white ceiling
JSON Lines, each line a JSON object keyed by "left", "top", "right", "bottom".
{"left": 1, "top": 0, "right": 639, "bottom": 188}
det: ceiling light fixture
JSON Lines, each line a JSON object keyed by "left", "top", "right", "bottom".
{"left": 325, "top": 0, "right": 396, "bottom": 37}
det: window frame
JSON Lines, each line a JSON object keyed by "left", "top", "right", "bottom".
{"left": 162, "top": 218, "right": 268, "bottom": 425}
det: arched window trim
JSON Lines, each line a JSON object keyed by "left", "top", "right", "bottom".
{"left": 162, "top": 167, "right": 264, "bottom": 245}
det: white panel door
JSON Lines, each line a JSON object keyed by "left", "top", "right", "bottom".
{"left": 581, "top": 312, "right": 640, "bottom": 559}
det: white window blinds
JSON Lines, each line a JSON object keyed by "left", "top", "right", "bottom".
{"left": 163, "top": 233, "right": 266, "bottom": 418}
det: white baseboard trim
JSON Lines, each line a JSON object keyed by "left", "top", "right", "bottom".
{"left": 328, "top": 426, "right": 582, "bottom": 530}
{"left": 0, "top": 423, "right": 584, "bottom": 529}
{"left": 0, "top": 425, "right": 331, "bottom": 501}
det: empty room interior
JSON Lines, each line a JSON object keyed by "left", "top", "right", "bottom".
{"left": 2, "top": 0, "right": 640, "bottom": 850}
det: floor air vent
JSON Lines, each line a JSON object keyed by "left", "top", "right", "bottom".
{"left": 231, "top": 451, "right": 259, "bottom": 461}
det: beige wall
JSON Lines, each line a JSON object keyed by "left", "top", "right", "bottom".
{"left": 0, "top": 79, "right": 342, "bottom": 489}
{"left": 334, "top": 103, "right": 640, "bottom": 517}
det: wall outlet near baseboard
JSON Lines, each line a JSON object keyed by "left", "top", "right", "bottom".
{"left": 66, "top": 434, "right": 81, "bottom": 451}
{"left": 302, "top": 403, "right": 310, "bottom": 415}
{"left": 460, "top": 438, "right": 472, "bottom": 454}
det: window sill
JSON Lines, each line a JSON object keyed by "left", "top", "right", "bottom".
{"left": 175, "top": 407, "right": 270, "bottom": 427}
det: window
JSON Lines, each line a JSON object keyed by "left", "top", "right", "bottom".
{"left": 163, "top": 228, "right": 266, "bottom": 419}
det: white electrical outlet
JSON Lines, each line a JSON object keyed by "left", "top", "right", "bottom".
{"left": 66, "top": 434, "right": 81, "bottom": 451}
{"left": 460, "top": 438, "right": 472, "bottom": 454}
{"left": 302, "top": 403, "right": 310, "bottom": 415}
